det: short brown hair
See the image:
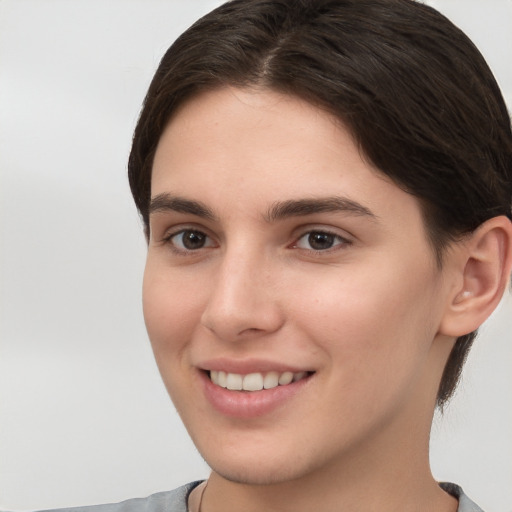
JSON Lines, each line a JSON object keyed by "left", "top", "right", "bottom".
{"left": 128, "top": 0, "right": 512, "bottom": 407}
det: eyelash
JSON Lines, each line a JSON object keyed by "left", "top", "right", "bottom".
{"left": 161, "top": 227, "right": 351, "bottom": 255}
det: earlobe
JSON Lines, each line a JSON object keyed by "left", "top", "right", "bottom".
{"left": 440, "top": 215, "right": 512, "bottom": 337}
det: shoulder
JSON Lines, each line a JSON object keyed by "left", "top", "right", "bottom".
{"left": 440, "top": 482, "right": 485, "bottom": 512}
{"left": 37, "top": 482, "right": 202, "bottom": 512}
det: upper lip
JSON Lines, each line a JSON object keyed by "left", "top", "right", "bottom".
{"left": 197, "top": 357, "right": 313, "bottom": 375}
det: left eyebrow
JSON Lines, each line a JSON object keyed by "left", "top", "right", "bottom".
{"left": 264, "top": 196, "right": 379, "bottom": 223}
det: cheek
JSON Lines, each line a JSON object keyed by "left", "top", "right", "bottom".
{"left": 294, "top": 271, "right": 441, "bottom": 433}
{"left": 142, "top": 262, "right": 204, "bottom": 363}
{"left": 289, "top": 258, "right": 440, "bottom": 376}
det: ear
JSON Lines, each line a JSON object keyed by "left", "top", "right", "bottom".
{"left": 439, "top": 215, "right": 512, "bottom": 337}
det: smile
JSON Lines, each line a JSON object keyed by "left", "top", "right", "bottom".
{"left": 209, "top": 370, "right": 310, "bottom": 391}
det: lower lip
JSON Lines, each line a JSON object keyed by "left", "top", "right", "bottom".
{"left": 200, "top": 371, "right": 312, "bottom": 419}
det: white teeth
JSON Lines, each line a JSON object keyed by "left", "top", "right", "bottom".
{"left": 209, "top": 370, "right": 309, "bottom": 391}
{"left": 243, "top": 373, "right": 264, "bottom": 391}
{"left": 263, "top": 371, "right": 279, "bottom": 389}
{"left": 278, "top": 371, "right": 294, "bottom": 385}
{"left": 226, "top": 373, "right": 243, "bottom": 390}
{"left": 217, "top": 370, "right": 227, "bottom": 387}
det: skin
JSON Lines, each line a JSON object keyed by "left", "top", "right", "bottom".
{"left": 143, "top": 87, "right": 460, "bottom": 512}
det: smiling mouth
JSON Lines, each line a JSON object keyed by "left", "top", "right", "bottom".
{"left": 208, "top": 370, "right": 313, "bottom": 392}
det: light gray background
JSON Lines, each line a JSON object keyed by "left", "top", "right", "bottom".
{"left": 1, "top": 1, "right": 511, "bottom": 510}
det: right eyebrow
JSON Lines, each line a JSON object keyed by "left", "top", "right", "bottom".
{"left": 148, "top": 193, "right": 217, "bottom": 221}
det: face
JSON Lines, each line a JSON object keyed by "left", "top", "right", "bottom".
{"left": 144, "top": 87, "right": 455, "bottom": 485}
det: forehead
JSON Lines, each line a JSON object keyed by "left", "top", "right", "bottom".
{"left": 151, "top": 87, "right": 423, "bottom": 229}
{"left": 155, "top": 87, "right": 353, "bottom": 171}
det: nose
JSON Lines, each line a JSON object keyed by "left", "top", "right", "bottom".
{"left": 200, "top": 249, "right": 284, "bottom": 342}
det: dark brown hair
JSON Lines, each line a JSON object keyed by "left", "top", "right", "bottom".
{"left": 128, "top": 0, "right": 512, "bottom": 407}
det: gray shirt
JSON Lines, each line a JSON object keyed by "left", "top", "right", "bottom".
{"left": 36, "top": 481, "right": 483, "bottom": 512}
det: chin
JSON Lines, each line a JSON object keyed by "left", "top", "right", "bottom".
{"left": 209, "top": 458, "right": 309, "bottom": 486}
{"left": 195, "top": 437, "right": 327, "bottom": 487}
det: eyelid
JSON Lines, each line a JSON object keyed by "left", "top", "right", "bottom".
{"left": 157, "top": 221, "right": 213, "bottom": 241}
{"left": 149, "top": 208, "right": 215, "bottom": 232}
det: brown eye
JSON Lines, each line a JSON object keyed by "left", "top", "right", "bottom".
{"left": 308, "top": 232, "right": 335, "bottom": 250}
{"left": 295, "top": 230, "right": 348, "bottom": 251}
{"left": 169, "top": 229, "right": 214, "bottom": 251}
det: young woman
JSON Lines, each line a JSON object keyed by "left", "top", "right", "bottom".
{"left": 123, "top": 1, "right": 512, "bottom": 510}
{"left": 21, "top": 1, "right": 511, "bottom": 511}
